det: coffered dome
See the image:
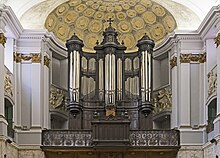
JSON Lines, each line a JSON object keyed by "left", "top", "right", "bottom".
{"left": 44, "top": 0, "right": 177, "bottom": 52}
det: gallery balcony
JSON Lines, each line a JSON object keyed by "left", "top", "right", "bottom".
{"left": 41, "top": 129, "right": 180, "bottom": 148}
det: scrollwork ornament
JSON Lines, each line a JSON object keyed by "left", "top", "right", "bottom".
{"left": 44, "top": 56, "right": 50, "bottom": 68}
{"left": 215, "top": 33, "right": 220, "bottom": 48}
{"left": 170, "top": 56, "right": 177, "bottom": 68}
{"left": 0, "top": 33, "right": 6, "bottom": 47}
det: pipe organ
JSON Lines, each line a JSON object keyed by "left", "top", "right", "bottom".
{"left": 66, "top": 20, "right": 155, "bottom": 129}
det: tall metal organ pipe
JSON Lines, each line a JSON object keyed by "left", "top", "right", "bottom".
{"left": 137, "top": 34, "right": 155, "bottom": 116}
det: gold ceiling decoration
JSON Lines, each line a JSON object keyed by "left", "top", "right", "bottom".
{"left": 45, "top": 0, "right": 177, "bottom": 52}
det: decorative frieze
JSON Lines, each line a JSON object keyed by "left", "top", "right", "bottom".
{"left": 180, "top": 53, "right": 206, "bottom": 64}
{"left": 44, "top": 56, "right": 50, "bottom": 68}
{"left": 215, "top": 32, "right": 220, "bottom": 48}
{"left": 170, "top": 56, "right": 177, "bottom": 69}
{"left": 208, "top": 69, "right": 217, "bottom": 97}
{"left": 13, "top": 52, "right": 41, "bottom": 63}
{"left": 31, "top": 53, "right": 41, "bottom": 63}
{"left": 13, "top": 52, "right": 22, "bottom": 63}
{"left": 180, "top": 53, "right": 191, "bottom": 63}
{"left": 0, "top": 33, "right": 7, "bottom": 47}
{"left": 153, "top": 87, "right": 172, "bottom": 115}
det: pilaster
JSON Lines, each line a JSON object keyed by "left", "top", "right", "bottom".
{"left": 0, "top": 29, "right": 8, "bottom": 136}
{"left": 179, "top": 53, "right": 191, "bottom": 127}
{"left": 170, "top": 53, "right": 178, "bottom": 129}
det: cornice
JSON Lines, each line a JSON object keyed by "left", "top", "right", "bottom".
{"left": 197, "top": 5, "right": 220, "bottom": 39}
{"left": 0, "top": 5, "right": 23, "bottom": 38}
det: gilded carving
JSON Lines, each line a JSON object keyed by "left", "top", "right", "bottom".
{"left": 215, "top": 33, "right": 220, "bottom": 48}
{"left": 49, "top": 86, "right": 64, "bottom": 109}
{"left": 84, "top": 8, "right": 95, "bottom": 17}
{"left": 208, "top": 70, "right": 217, "bottom": 97}
{"left": 150, "top": 23, "right": 165, "bottom": 40}
{"left": 55, "top": 23, "right": 70, "bottom": 39}
{"left": 76, "top": 16, "right": 89, "bottom": 30}
{"left": 4, "top": 72, "right": 13, "bottom": 98}
{"left": 163, "top": 15, "right": 176, "bottom": 32}
{"left": 131, "top": 17, "right": 145, "bottom": 30}
{"left": 13, "top": 52, "right": 22, "bottom": 63}
{"left": 118, "top": 21, "right": 131, "bottom": 33}
{"left": 199, "top": 54, "right": 206, "bottom": 63}
{"left": 170, "top": 56, "right": 177, "bottom": 68}
{"left": 153, "top": 88, "right": 172, "bottom": 115}
{"left": 21, "top": 54, "right": 32, "bottom": 61}
{"left": 56, "top": 4, "right": 69, "bottom": 16}
{"left": 142, "top": 11, "right": 156, "bottom": 24}
{"left": 134, "top": 5, "right": 146, "bottom": 14}
{"left": 45, "top": 0, "right": 177, "bottom": 52}
{"left": 89, "top": 20, "right": 103, "bottom": 33}
{"left": 31, "top": 53, "right": 41, "bottom": 63}
{"left": 140, "top": 0, "right": 152, "bottom": 7}
{"left": 152, "top": 4, "right": 166, "bottom": 16}
{"left": 64, "top": 11, "right": 78, "bottom": 23}
{"left": 126, "top": 9, "right": 137, "bottom": 18}
{"left": 119, "top": 34, "right": 135, "bottom": 49}
{"left": 180, "top": 53, "right": 191, "bottom": 63}
{"left": 190, "top": 54, "right": 200, "bottom": 62}
{"left": 44, "top": 56, "right": 50, "bottom": 68}
{"left": 0, "top": 33, "right": 7, "bottom": 47}
{"left": 116, "top": 12, "right": 127, "bottom": 20}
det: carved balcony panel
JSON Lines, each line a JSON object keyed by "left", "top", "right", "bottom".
{"left": 42, "top": 130, "right": 92, "bottom": 147}
{"left": 42, "top": 129, "right": 180, "bottom": 148}
{"left": 152, "top": 85, "right": 172, "bottom": 118}
{"left": 130, "top": 130, "right": 180, "bottom": 147}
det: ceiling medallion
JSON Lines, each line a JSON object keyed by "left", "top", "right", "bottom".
{"left": 45, "top": 0, "right": 177, "bottom": 52}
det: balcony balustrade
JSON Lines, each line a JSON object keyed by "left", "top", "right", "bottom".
{"left": 42, "top": 129, "right": 180, "bottom": 147}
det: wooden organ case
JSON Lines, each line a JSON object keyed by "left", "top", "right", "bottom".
{"left": 66, "top": 20, "right": 155, "bottom": 139}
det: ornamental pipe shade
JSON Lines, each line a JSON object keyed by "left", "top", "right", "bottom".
{"left": 137, "top": 34, "right": 155, "bottom": 117}
{"left": 66, "top": 33, "right": 84, "bottom": 116}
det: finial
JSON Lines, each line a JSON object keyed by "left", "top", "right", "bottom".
{"left": 96, "top": 40, "right": 99, "bottom": 45}
{"left": 121, "top": 40, "right": 124, "bottom": 45}
{"left": 107, "top": 18, "right": 114, "bottom": 26}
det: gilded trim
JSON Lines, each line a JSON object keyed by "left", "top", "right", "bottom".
{"left": 21, "top": 54, "right": 32, "bottom": 61}
{"left": 215, "top": 33, "right": 220, "bottom": 48}
{"left": 31, "top": 53, "right": 41, "bottom": 63}
{"left": 199, "top": 54, "right": 206, "bottom": 63}
{"left": 190, "top": 54, "right": 200, "bottom": 62}
{"left": 44, "top": 56, "right": 50, "bottom": 68}
{"left": 13, "top": 52, "right": 22, "bottom": 63}
{"left": 180, "top": 53, "right": 191, "bottom": 63}
{"left": 0, "top": 33, "right": 7, "bottom": 47}
{"left": 170, "top": 56, "right": 177, "bottom": 69}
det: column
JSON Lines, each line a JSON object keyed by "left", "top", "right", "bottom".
{"left": 0, "top": 30, "right": 8, "bottom": 135}
{"left": 179, "top": 53, "right": 191, "bottom": 127}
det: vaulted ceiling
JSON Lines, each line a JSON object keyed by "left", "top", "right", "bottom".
{"left": 3, "top": 0, "right": 219, "bottom": 51}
